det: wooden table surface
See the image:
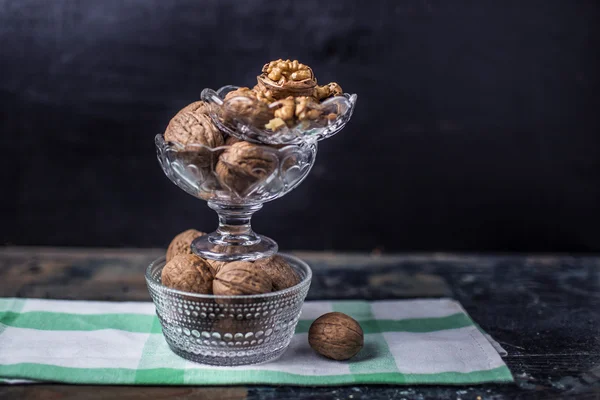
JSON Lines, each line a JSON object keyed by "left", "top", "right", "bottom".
{"left": 1, "top": 247, "right": 599, "bottom": 399}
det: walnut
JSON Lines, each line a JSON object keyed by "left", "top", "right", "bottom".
{"left": 164, "top": 101, "right": 224, "bottom": 149}
{"left": 212, "top": 315, "right": 242, "bottom": 337}
{"left": 254, "top": 255, "right": 300, "bottom": 291}
{"left": 269, "top": 96, "right": 323, "bottom": 126}
{"left": 166, "top": 229, "right": 206, "bottom": 262}
{"left": 215, "top": 141, "right": 277, "bottom": 194}
{"left": 222, "top": 87, "right": 274, "bottom": 127}
{"left": 273, "top": 96, "right": 295, "bottom": 121}
{"left": 224, "top": 135, "right": 243, "bottom": 146}
{"left": 295, "top": 96, "right": 322, "bottom": 121}
{"left": 308, "top": 312, "right": 364, "bottom": 360}
{"left": 213, "top": 261, "right": 272, "bottom": 296}
{"left": 206, "top": 260, "right": 227, "bottom": 275}
{"left": 164, "top": 101, "right": 224, "bottom": 169}
{"left": 265, "top": 117, "right": 286, "bottom": 131}
{"left": 314, "top": 82, "right": 343, "bottom": 100}
{"left": 161, "top": 254, "right": 214, "bottom": 294}
{"left": 256, "top": 59, "right": 317, "bottom": 100}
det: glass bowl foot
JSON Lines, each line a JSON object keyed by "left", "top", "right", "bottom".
{"left": 191, "top": 234, "right": 278, "bottom": 262}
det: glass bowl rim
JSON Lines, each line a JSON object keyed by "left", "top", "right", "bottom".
{"left": 145, "top": 253, "right": 312, "bottom": 300}
{"left": 155, "top": 134, "right": 316, "bottom": 153}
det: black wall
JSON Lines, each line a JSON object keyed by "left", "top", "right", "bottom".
{"left": 1, "top": 0, "right": 599, "bottom": 252}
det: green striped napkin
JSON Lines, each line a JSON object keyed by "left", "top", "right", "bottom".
{"left": 0, "top": 298, "right": 513, "bottom": 385}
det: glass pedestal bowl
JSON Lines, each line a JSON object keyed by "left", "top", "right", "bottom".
{"left": 156, "top": 135, "right": 317, "bottom": 261}
{"left": 202, "top": 85, "right": 357, "bottom": 145}
{"left": 145, "top": 253, "right": 311, "bottom": 366}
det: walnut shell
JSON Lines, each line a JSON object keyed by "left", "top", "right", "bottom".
{"left": 206, "top": 259, "right": 227, "bottom": 275}
{"left": 224, "top": 135, "right": 243, "bottom": 146}
{"left": 164, "top": 101, "right": 224, "bottom": 149}
{"left": 308, "top": 312, "right": 364, "bottom": 360}
{"left": 213, "top": 261, "right": 272, "bottom": 296}
{"left": 256, "top": 59, "right": 317, "bottom": 100}
{"left": 161, "top": 254, "right": 214, "bottom": 294}
{"left": 215, "top": 141, "right": 277, "bottom": 194}
{"left": 222, "top": 87, "right": 274, "bottom": 127}
{"left": 164, "top": 101, "right": 224, "bottom": 169}
{"left": 166, "top": 229, "right": 206, "bottom": 262}
{"left": 254, "top": 255, "right": 300, "bottom": 291}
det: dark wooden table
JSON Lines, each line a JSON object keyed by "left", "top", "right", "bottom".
{"left": 1, "top": 247, "right": 599, "bottom": 399}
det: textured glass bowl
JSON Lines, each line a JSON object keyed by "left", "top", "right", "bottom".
{"left": 145, "top": 253, "right": 312, "bottom": 366}
{"left": 201, "top": 85, "right": 357, "bottom": 145}
{"left": 156, "top": 135, "right": 316, "bottom": 206}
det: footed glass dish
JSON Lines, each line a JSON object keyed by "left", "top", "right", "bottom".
{"left": 156, "top": 135, "right": 317, "bottom": 261}
{"left": 145, "top": 253, "right": 312, "bottom": 366}
{"left": 201, "top": 85, "right": 357, "bottom": 145}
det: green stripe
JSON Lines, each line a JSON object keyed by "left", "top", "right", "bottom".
{"left": 0, "top": 311, "right": 156, "bottom": 333}
{"left": 295, "top": 313, "right": 473, "bottom": 334}
{"left": 332, "top": 301, "right": 400, "bottom": 375}
{"left": 0, "top": 310, "right": 473, "bottom": 335}
{"left": 135, "top": 318, "right": 186, "bottom": 384}
{"left": 0, "top": 364, "right": 513, "bottom": 385}
{"left": 0, "top": 299, "right": 26, "bottom": 336}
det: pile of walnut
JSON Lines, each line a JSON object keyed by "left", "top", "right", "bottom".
{"left": 162, "top": 229, "right": 300, "bottom": 296}
{"left": 162, "top": 229, "right": 364, "bottom": 361}
{"left": 223, "top": 59, "right": 343, "bottom": 131}
{"left": 163, "top": 102, "right": 280, "bottom": 194}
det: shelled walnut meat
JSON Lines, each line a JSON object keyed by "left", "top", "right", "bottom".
{"left": 166, "top": 229, "right": 206, "bottom": 262}
{"left": 215, "top": 141, "right": 277, "bottom": 194}
{"left": 161, "top": 254, "right": 214, "bottom": 294}
{"left": 308, "top": 312, "right": 364, "bottom": 361}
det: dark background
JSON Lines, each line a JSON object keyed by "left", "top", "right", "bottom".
{"left": 1, "top": 0, "right": 599, "bottom": 252}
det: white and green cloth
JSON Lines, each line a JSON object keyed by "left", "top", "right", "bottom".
{"left": 0, "top": 298, "right": 513, "bottom": 385}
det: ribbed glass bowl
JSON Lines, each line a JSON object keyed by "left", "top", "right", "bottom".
{"left": 202, "top": 85, "right": 357, "bottom": 145}
{"left": 145, "top": 253, "right": 312, "bottom": 366}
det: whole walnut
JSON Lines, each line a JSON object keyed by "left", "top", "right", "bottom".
{"left": 166, "top": 229, "right": 206, "bottom": 262}
{"left": 161, "top": 254, "right": 214, "bottom": 294}
{"left": 215, "top": 141, "right": 277, "bottom": 194}
{"left": 308, "top": 312, "right": 364, "bottom": 360}
{"left": 206, "top": 260, "right": 227, "bottom": 275}
{"left": 222, "top": 87, "right": 274, "bottom": 127}
{"left": 256, "top": 59, "right": 317, "bottom": 100}
{"left": 164, "top": 101, "right": 224, "bottom": 168}
{"left": 254, "top": 255, "right": 300, "bottom": 291}
{"left": 213, "top": 261, "right": 272, "bottom": 296}
{"left": 164, "top": 101, "right": 224, "bottom": 149}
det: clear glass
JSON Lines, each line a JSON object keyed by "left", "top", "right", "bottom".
{"left": 145, "top": 253, "right": 312, "bottom": 366}
{"left": 156, "top": 135, "right": 317, "bottom": 260}
{"left": 201, "top": 85, "right": 357, "bottom": 145}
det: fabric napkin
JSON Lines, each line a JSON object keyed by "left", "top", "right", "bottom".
{"left": 0, "top": 298, "right": 513, "bottom": 385}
